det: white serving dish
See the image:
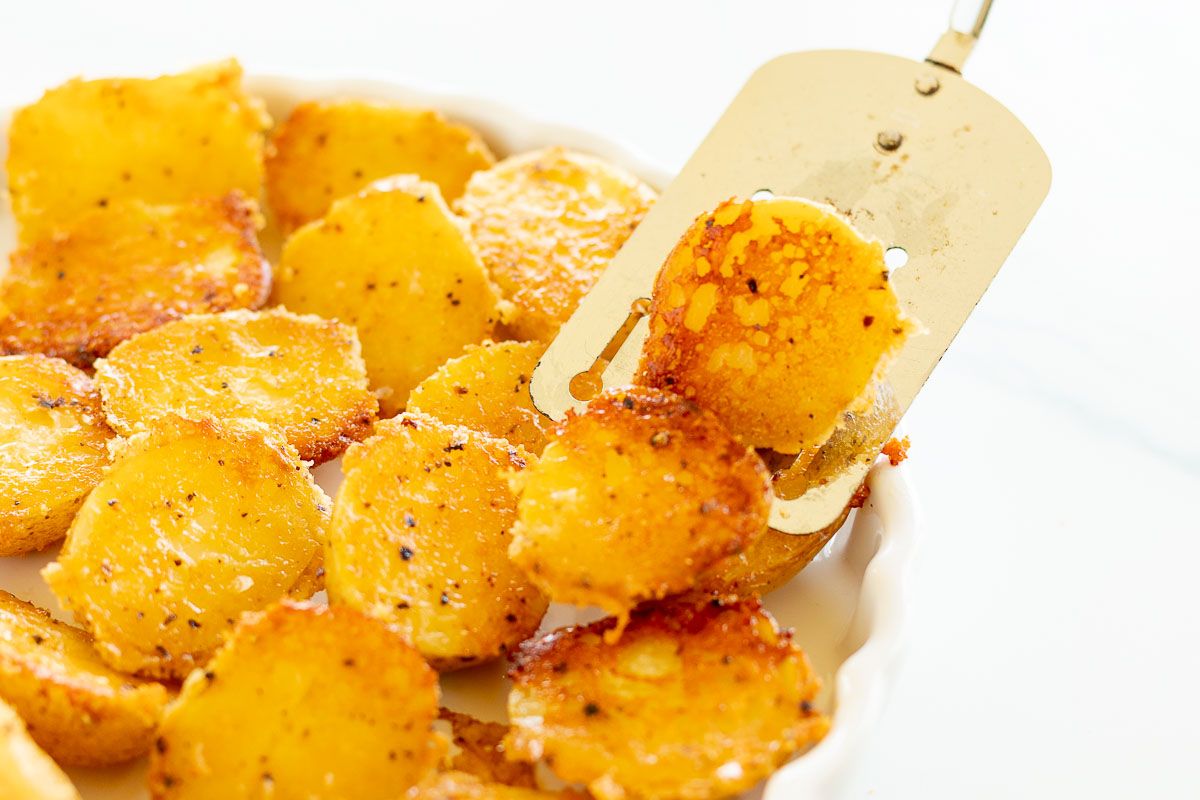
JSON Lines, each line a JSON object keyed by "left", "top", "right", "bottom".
{"left": 0, "top": 74, "right": 920, "bottom": 800}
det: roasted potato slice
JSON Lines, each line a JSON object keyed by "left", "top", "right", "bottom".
{"left": 438, "top": 710, "right": 536, "bottom": 789}
{"left": 5, "top": 59, "right": 269, "bottom": 243}
{"left": 455, "top": 147, "right": 656, "bottom": 342}
{"left": 509, "top": 387, "right": 769, "bottom": 627}
{"left": 94, "top": 308, "right": 376, "bottom": 464}
{"left": 407, "top": 340, "right": 551, "bottom": 454}
{"left": 410, "top": 771, "right": 577, "bottom": 800}
{"left": 0, "top": 355, "right": 111, "bottom": 556}
{"left": 0, "top": 193, "right": 269, "bottom": 370}
{"left": 266, "top": 100, "right": 494, "bottom": 231}
{"left": 638, "top": 197, "right": 915, "bottom": 454}
{"left": 274, "top": 176, "right": 499, "bottom": 416}
{"left": 0, "top": 698, "right": 81, "bottom": 800}
{"left": 43, "top": 415, "right": 329, "bottom": 679}
{"left": 0, "top": 590, "right": 169, "bottom": 767}
{"left": 149, "top": 600, "right": 442, "bottom": 800}
{"left": 507, "top": 598, "right": 828, "bottom": 800}
{"left": 327, "top": 413, "right": 547, "bottom": 670}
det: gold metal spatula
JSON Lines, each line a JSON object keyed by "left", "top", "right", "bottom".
{"left": 529, "top": 0, "right": 1050, "bottom": 534}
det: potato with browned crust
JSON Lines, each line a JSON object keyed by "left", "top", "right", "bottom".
{"left": 0, "top": 356, "right": 111, "bottom": 556}
{"left": 509, "top": 387, "right": 769, "bottom": 628}
{"left": 274, "top": 176, "right": 499, "bottom": 416}
{"left": 43, "top": 416, "right": 329, "bottom": 680}
{"left": 149, "top": 601, "right": 442, "bottom": 800}
{"left": 407, "top": 341, "right": 551, "bottom": 454}
{"left": 638, "top": 196, "right": 915, "bottom": 454}
{"left": 0, "top": 590, "right": 169, "bottom": 767}
{"left": 0, "top": 193, "right": 270, "bottom": 370}
{"left": 5, "top": 60, "right": 269, "bottom": 244}
{"left": 326, "top": 413, "right": 546, "bottom": 670}
{"left": 438, "top": 710, "right": 537, "bottom": 789}
{"left": 266, "top": 100, "right": 495, "bottom": 231}
{"left": 95, "top": 309, "right": 376, "bottom": 464}
{"left": 410, "top": 771, "right": 580, "bottom": 800}
{"left": 455, "top": 147, "right": 656, "bottom": 342}
{"left": 507, "top": 598, "right": 829, "bottom": 800}
{"left": 0, "top": 698, "right": 81, "bottom": 800}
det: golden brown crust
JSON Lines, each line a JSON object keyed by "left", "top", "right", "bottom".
{"left": 43, "top": 415, "right": 330, "bottom": 680}
{"left": 509, "top": 386, "right": 770, "bottom": 626}
{"left": 94, "top": 308, "right": 377, "bottom": 464}
{"left": 0, "top": 698, "right": 82, "bottom": 800}
{"left": 149, "top": 601, "right": 442, "bottom": 800}
{"left": 409, "top": 771, "right": 580, "bottom": 800}
{"left": 0, "top": 355, "right": 112, "bottom": 555}
{"left": 507, "top": 598, "right": 829, "bottom": 800}
{"left": 326, "top": 413, "right": 547, "bottom": 670}
{"left": 455, "top": 147, "right": 656, "bottom": 342}
{"left": 438, "top": 710, "right": 537, "bottom": 789}
{"left": 266, "top": 100, "right": 495, "bottom": 231}
{"left": 638, "top": 197, "right": 914, "bottom": 453}
{"left": 0, "top": 193, "right": 270, "bottom": 370}
{"left": 0, "top": 590, "right": 169, "bottom": 767}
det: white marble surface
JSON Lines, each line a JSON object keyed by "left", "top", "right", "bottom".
{"left": 1, "top": 0, "right": 1197, "bottom": 796}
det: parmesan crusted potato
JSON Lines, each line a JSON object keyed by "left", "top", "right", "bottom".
{"left": 509, "top": 387, "right": 769, "bottom": 628}
{"left": 326, "top": 414, "right": 547, "bottom": 670}
{"left": 43, "top": 416, "right": 329, "bottom": 680}
{"left": 149, "top": 601, "right": 442, "bottom": 800}
{"left": 407, "top": 340, "right": 551, "bottom": 454}
{"left": 5, "top": 60, "right": 269, "bottom": 243}
{"left": 0, "top": 355, "right": 111, "bottom": 556}
{"left": 0, "top": 193, "right": 270, "bottom": 370}
{"left": 0, "top": 590, "right": 169, "bottom": 767}
{"left": 507, "top": 599, "right": 829, "bottom": 800}
{"left": 266, "top": 100, "right": 495, "bottom": 231}
{"left": 0, "top": 698, "right": 81, "bottom": 800}
{"left": 455, "top": 147, "right": 656, "bottom": 342}
{"left": 410, "top": 771, "right": 578, "bottom": 800}
{"left": 274, "top": 176, "right": 499, "bottom": 416}
{"left": 438, "top": 710, "right": 536, "bottom": 789}
{"left": 638, "top": 197, "right": 915, "bottom": 453}
{"left": 94, "top": 309, "right": 377, "bottom": 464}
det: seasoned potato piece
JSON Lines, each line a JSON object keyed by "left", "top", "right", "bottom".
{"left": 275, "top": 177, "right": 499, "bottom": 416}
{"left": 0, "top": 590, "right": 168, "bottom": 766}
{"left": 5, "top": 59, "right": 269, "bottom": 243}
{"left": 0, "top": 356, "right": 111, "bottom": 555}
{"left": 149, "top": 601, "right": 442, "bottom": 800}
{"left": 266, "top": 100, "right": 494, "bottom": 231}
{"left": 0, "top": 698, "right": 81, "bottom": 800}
{"left": 638, "top": 197, "right": 915, "bottom": 454}
{"left": 507, "top": 598, "right": 828, "bottom": 800}
{"left": 410, "top": 771, "right": 577, "bottom": 800}
{"left": 327, "top": 413, "right": 546, "bottom": 670}
{"left": 407, "top": 340, "right": 551, "bottom": 454}
{"left": 509, "top": 387, "right": 769, "bottom": 627}
{"left": 95, "top": 309, "right": 376, "bottom": 464}
{"left": 438, "top": 710, "right": 536, "bottom": 789}
{"left": 0, "top": 193, "right": 269, "bottom": 370}
{"left": 43, "top": 416, "right": 329, "bottom": 679}
{"left": 455, "top": 147, "right": 656, "bottom": 342}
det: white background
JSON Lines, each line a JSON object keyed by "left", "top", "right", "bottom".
{"left": 2, "top": 0, "right": 1198, "bottom": 796}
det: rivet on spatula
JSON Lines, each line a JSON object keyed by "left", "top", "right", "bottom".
{"left": 915, "top": 74, "right": 942, "bottom": 95}
{"left": 875, "top": 130, "right": 904, "bottom": 152}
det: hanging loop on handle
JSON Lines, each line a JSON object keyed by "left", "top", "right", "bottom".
{"left": 927, "top": 0, "right": 994, "bottom": 72}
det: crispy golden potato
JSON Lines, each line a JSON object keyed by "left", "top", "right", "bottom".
{"left": 438, "top": 710, "right": 536, "bottom": 789}
{"left": 274, "top": 176, "right": 499, "bottom": 416}
{"left": 410, "top": 771, "right": 578, "bottom": 800}
{"left": 638, "top": 197, "right": 915, "bottom": 454}
{"left": 95, "top": 308, "right": 376, "bottom": 464}
{"left": 0, "top": 193, "right": 270, "bottom": 370}
{"left": 407, "top": 340, "right": 551, "bottom": 454}
{"left": 43, "top": 416, "right": 329, "bottom": 680}
{"left": 265, "top": 100, "right": 494, "bottom": 231}
{"left": 149, "top": 600, "right": 442, "bottom": 800}
{"left": 507, "top": 598, "right": 828, "bottom": 800}
{"left": 0, "top": 698, "right": 81, "bottom": 800}
{"left": 0, "top": 590, "right": 169, "bottom": 767}
{"left": 327, "top": 413, "right": 547, "bottom": 670}
{"left": 509, "top": 387, "right": 769, "bottom": 627}
{"left": 5, "top": 60, "right": 269, "bottom": 243}
{"left": 455, "top": 147, "right": 656, "bottom": 342}
{"left": 0, "top": 356, "right": 111, "bottom": 556}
